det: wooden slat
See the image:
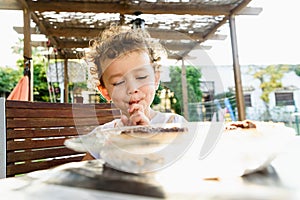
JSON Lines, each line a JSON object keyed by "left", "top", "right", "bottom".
{"left": 7, "top": 147, "right": 84, "bottom": 163}
{"left": 6, "top": 107, "right": 120, "bottom": 118}
{"left": 6, "top": 156, "right": 84, "bottom": 177}
{"left": 6, "top": 100, "right": 116, "bottom": 109}
{"left": 7, "top": 138, "right": 67, "bottom": 151}
{"left": 7, "top": 127, "right": 95, "bottom": 139}
{"left": 6, "top": 116, "right": 116, "bottom": 128}
{"left": 6, "top": 100, "right": 73, "bottom": 109}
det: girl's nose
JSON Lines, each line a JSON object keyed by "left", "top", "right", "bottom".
{"left": 127, "top": 81, "right": 139, "bottom": 95}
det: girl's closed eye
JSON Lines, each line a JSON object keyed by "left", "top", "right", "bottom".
{"left": 112, "top": 80, "right": 125, "bottom": 86}
{"left": 136, "top": 75, "right": 148, "bottom": 80}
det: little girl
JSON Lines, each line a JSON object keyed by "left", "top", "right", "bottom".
{"left": 83, "top": 24, "right": 186, "bottom": 159}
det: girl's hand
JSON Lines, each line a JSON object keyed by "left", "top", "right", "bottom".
{"left": 121, "top": 104, "right": 150, "bottom": 126}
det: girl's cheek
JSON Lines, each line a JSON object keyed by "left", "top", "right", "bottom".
{"left": 111, "top": 89, "right": 124, "bottom": 100}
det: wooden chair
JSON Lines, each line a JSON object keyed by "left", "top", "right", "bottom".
{"left": 0, "top": 98, "right": 120, "bottom": 178}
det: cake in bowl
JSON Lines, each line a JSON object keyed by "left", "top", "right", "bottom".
{"left": 65, "top": 123, "right": 191, "bottom": 173}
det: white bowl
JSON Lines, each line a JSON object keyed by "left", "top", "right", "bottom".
{"left": 65, "top": 121, "right": 296, "bottom": 176}
{"left": 65, "top": 123, "right": 194, "bottom": 174}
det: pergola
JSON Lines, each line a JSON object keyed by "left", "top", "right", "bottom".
{"left": 0, "top": 0, "right": 262, "bottom": 120}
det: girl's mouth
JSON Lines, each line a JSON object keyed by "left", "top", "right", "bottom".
{"left": 129, "top": 100, "right": 140, "bottom": 105}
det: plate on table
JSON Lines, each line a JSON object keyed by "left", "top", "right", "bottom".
{"left": 64, "top": 123, "right": 196, "bottom": 174}
{"left": 65, "top": 121, "right": 296, "bottom": 177}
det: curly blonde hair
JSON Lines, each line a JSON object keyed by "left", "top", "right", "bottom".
{"left": 85, "top": 25, "right": 166, "bottom": 89}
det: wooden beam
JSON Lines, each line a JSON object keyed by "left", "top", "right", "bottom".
{"left": 30, "top": 41, "right": 48, "bottom": 47}
{"left": 51, "top": 39, "right": 210, "bottom": 60}
{"left": 44, "top": 52, "right": 84, "bottom": 60}
{"left": 0, "top": 0, "right": 21, "bottom": 10}
{"left": 58, "top": 41, "right": 89, "bottom": 49}
{"left": 238, "top": 7, "right": 263, "bottom": 15}
{"left": 64, "top": 58, "right": 69, "bottom": 103}
{"left": 148, "top": 28, "right": 205, "bottom": 41}
{"left": 229, "top": 15, "right": 245, "bottom": 121}
{"left": 2, "top": 1, "right": 260, "bottom": 17}
{"left": 23, "top": 6, "right": 32, "bottom": 101}
{"left": 161, "top": 41, "right": 198, "bottom": 51}
{"left": 203, "top": 17, "right": 229, "bottom": 42}
{"left": 16, "top": 0, "right": 60, "bottom": 48}
{"left": 13, "top": 26, "right": 36, "bottom": 34}
{"left": 209, "top": 34, "right": 227, "bottom": 41}
{"left": 15, "top": 26, "right": 205, "bottom": 41}
{"left": 202, "top": 0, "right": 252, "bottom": 42}
{"left": 45, "top": 48, "right": 194, "bottom": 61}
{"left": 30, "top": 13, "right": 59, "bottom": 47}
{"left": 0, "top": 98, "right": 7, "bottom": 178}
{"left": 14, "top": 26, "right": 227, "bottom": 42}
{"left": 47, "top": 28, "right": 103, "bottom": 38}
{"left": 53, "top": 40, "right": 207, "bottom": 53}
{"left": 168, "top": 54, "right": 184, "bottom": 60}
{"left": 230, "top": 0, "right": 252, "bottom": 15}
{"left": 27, "top": 1, "right": 233, "bottom": 16}
{"left": 181, "top": 59, "right": 189, "bottom": 120}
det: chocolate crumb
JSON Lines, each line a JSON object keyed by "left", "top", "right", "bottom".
{"left": 121, "top": 126, "right": 188, "bottom": 134}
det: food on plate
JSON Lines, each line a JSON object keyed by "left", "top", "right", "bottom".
{"left": 115, "top": 126, "right": 188, "bottom": 143}
{"left": 224, "top": 119, "right": 257, "bottom": 130}
{"left": 120, "top": 126, "right": 188, "bottom": 134}
{"left": 99, "top": 124, "right": 189, "bottom": 173}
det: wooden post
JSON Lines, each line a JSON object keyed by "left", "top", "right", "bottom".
{"left": 0, "top": 98, "right": 6, "bottom": 178}
{"left": 229, "top": 15, "right": 245, "bottom": 121}
{"left": 64, "top": 58, "right": 69, "bottom": 103}
{"left": 23, "top": 8, "right": 33, "bottom": 101}
{"left": 181, "top": 59, "right": 189, "bottom": 120}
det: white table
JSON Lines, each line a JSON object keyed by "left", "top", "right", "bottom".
{"left": 1, "top": 130, "right": 300, "bottom": 200}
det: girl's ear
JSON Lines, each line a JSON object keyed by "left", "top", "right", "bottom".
{"left": 97, "top": 85, "right": 112, "bottom": 102}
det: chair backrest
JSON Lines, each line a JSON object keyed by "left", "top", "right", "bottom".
{"left": 1, "top": 98, "right": 120, "bottom": 177}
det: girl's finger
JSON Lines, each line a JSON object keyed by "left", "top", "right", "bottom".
{"left": 129, "top": 111, "right": 150, "bottom": 125}
{"left": 128, "top": 103, "right": 144, "bottom": 115}
{"left": 120, "top": 115, "right": 130, "bottom": 126}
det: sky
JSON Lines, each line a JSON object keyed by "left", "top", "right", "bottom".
{"left": 1, "top": 0, "right": 299, "bottom": 67}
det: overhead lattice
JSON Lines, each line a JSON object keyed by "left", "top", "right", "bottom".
{"left": 1, "top": 0, "right": 259, "bottom": 60}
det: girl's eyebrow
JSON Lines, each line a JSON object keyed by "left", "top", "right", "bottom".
{"left": 107, "top": 65, "right": 152, "bottom": 81}
{"left": 107, "top": 73, "right": 123, "bottom": 82}
{"left": 131, "top": 65, "right": 152, "bottom": 72}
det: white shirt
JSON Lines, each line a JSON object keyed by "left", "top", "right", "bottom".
{"left": 101, "top": 112, "right": 186, "bottom": 129}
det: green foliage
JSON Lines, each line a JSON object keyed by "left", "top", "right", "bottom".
{"left": 164, "top": 65, "right": 202, "bottom": 115}
{"left": 33, "top": 63, "right": 50, "bottom": 102}
{"left": 0, "top": 66, "right": 23, "bottom": 93}
{"left": 250, "top": 64, "right": 289, "bottom": 120}
{"left": 252, "top": 65, "right": 288, "bottom": 103}
{"left": 15, "top": 55, "right": 51, "bottom": 102}
{"left": 152, "top": 84, "right": 163, "bottom": 105}
{"left": 295, "top": 65, "right": 300, "bottom": 77}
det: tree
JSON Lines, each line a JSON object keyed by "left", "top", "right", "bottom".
{"left": 164, "top": 65, "right": 202, "bottom": 118}
{"left": 12, "top": 38, "right": 52, "bottom": 102}
{"left": 0, "top": 66, "right": 23, "bottom": 96}
{"left": 294, "top": 65, "right": 300, "bottom": 77}
{"left": 249, "top": 65, "right": 289, "bottom": 120}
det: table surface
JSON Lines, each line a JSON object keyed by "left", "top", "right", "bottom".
{"left": 1, "top": 132, "right": 300, "bottom": 200}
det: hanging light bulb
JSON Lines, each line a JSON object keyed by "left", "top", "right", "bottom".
{"left": 132, "top": 11, "right": 145, "bottom": 29}
{"left": 132, "top": 18, "right": 145, "bottom": 29}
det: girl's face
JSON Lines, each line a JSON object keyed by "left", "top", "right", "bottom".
{"left": 101, "top": 51, "right": 160, "bottom": 118}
